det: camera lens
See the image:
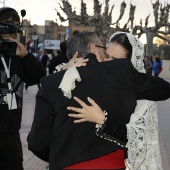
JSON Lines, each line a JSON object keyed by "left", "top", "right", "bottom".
{"left": 0, "top": 41, "right": 17, "bottom": 55}
{"left": 0, "top": 41, "right": 8, "bottom": 51}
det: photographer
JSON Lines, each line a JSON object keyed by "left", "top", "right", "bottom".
{"left": 0, "top": 7, "right": 46, "bottom": 170}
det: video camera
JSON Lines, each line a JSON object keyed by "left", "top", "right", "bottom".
{"left": 0, "top": 21, "right": 19, "bottom": 56}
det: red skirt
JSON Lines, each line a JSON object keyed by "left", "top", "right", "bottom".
{"left": 65, "top": 149, "right": 125, "bottom": 169}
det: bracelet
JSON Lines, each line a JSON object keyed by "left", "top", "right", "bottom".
{"left": 95, "top": 110, "right": 108, "bottom": 129}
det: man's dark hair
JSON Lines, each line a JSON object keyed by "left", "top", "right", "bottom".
{"left": 60, "top": 41, "right": 67, "bottom": 54}
{"left": 0, "top": 7, "right": 20, "bottom": 22}
{"left": 156, "top": 57, "right": 160, "bottom": 63}
{"left": 67, "top": 31, "right": 100, "bottom": 60}
{"left": 57, "top": 49, "right": 61, "bottom": 54}
{"left": 109, "top": 33, "right": 132, "bottom": 59}
{"left": 73, "top": 31, "right": 79, "bottom": 35}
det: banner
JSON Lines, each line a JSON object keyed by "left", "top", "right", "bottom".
{"left": 44, "top": 40, "right": 60, "bottom": 49}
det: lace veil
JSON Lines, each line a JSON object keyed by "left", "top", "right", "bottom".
{"left": 110, "top": 32, "right": 163, "bottom": 170}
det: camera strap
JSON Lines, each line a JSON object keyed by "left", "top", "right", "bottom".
{"left": 1, "top": 56, "right": 17, "bottom": 110}
{"left": 1, "top": 56, "right": 11, "bottom": 90}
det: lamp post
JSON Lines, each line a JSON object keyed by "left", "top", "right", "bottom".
{"left": 20, "top": 9, "right": 26, "bottom": 44}
{"left": 22, "top": 29, "right": 26, "bottom": 46}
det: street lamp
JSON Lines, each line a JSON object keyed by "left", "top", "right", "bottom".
{"left": 20, "top": 9, "right": 26, "bottom": 44}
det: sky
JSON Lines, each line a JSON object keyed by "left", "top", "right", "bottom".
{"left": 2, "top": 0, "right": 170, "bottom": 43}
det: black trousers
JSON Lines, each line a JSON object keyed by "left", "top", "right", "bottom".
{"left": 0, "top": 131, "right": 23, "bottom": 170}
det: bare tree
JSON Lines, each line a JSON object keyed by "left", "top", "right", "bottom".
{"left": 56, "top": 0, "right": 170, "bottom": 56}
{"left": 132, "top": 0, "right": 170, "bottom": 56}
{"left": 57, "top": 0, "right": 115, "bottom": 38}
{"left": 56, "top": 0, "right": 136, "bottom": 44}
{"left": 111, "top": 2, "right": 136, "bottom": 32}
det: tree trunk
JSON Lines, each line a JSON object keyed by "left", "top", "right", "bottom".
{"left": 145, "top": 31, "right": 155, "bottom": 57}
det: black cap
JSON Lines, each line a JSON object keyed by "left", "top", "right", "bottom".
{"left": 0, "top": 7, "right": 18, "bottom": 16}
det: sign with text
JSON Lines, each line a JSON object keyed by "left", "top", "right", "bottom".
{"left": 32, "top": 35, "right": 38, "bottom": 40}
{"left": 44, "top": 40, "right": 60, "bottom": 49}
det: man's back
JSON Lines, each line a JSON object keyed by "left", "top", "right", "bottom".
{"left": 28, "top": 56, "right": 137, "bottom": 168}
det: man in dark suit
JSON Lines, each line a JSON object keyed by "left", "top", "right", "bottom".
{"left": 39, "top": 50, "right": 49, "bottom": 73}
{"left": 27, "top": 32, "right": 170, "bottom": 170}
{"left": 49, "top": 41, "right": 68, "bottom": 74}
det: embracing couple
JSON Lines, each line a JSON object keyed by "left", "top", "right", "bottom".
{"left": 27, "top": 31, "right": 170, "bottom": 170}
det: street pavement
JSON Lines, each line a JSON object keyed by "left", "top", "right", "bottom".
{"left": 20, "top": 85, "right": 48, "bottom": 170}
{"left": 20, "top": 82, "right": 170, "bottom": 170}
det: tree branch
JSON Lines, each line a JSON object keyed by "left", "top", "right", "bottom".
{"left": 112, "top": 1, "right": 126, "bottom": 25}
{"left": 158, "top": 30, "right": 170, "bottom": 35}
{"left": 156, "top": 33, "right": 170, "bottom": 43}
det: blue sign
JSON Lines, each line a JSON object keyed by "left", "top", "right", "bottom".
{"left": 66, "top": 28, "right": 69, "bottom": 39}
{"left": 66, "top": 28, "right": 69, "bottom": 35}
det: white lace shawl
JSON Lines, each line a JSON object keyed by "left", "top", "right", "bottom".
{"left": 126, "top": 100, "right": 162, "bottom": 170}
{"left": 58, "top": 67, "right": 81, "bottom": 99}
{"left": 110, "top": 32, "right": 163, "bottom": 170}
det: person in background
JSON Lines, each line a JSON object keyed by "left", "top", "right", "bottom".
{"left": 144, "top": 56, "right": 153, "bottom": 76}
{"left": 25, "top": 51, "right": 43, "bottom": 90}
{"left": 56, "top": 49, "right": 61, "bottom": 55}
{"left": 29, "top": 40, "right": 34, "bottom": 53}
{"left": 48, "top": 52, "right": 55, "bottom": 75}
{"left": 0, "top": 7, "right": 45, "bottom": 170}
{"left": 25, "top": 39, "right": 32, "bottom": 52}
{"left": 49, "top": 41, "right": 68, "bottom": 74}
{"left": 152, "top": 54, "right": 162, "bottom": 77}
{"left": 34, "top": 52, "right": 40, "bottom": 61}
{"left": 39, "top": 50, "right": 49, "bottom": 73}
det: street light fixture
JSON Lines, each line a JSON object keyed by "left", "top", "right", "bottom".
{"left": 20, "top": 9, "right": 26, "bottom": 44}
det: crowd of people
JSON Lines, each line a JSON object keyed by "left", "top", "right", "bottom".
{"left": 0, "top": 6, "right": 170, "bottom": 170}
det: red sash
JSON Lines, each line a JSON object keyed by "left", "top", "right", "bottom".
{"left": 65, "top": 149, "right": 125, "bottom": 169}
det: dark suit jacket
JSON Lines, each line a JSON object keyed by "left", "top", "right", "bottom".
{"left": 41, "top": 54, "right": 48, "bottom": 69}
{"left": 27, "top": 54, "right": 170, "bottom": 170}
{"left": 49, "top": 54, "right": 68, "bottom": 74}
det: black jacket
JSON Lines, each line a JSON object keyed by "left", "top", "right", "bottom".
{"left": 49, "top": 54, "right": 68, "bottom": 74}
{"left": 41, "top": 54, "right": 49, "bottom": 69}
{"left": 27, "top": 54, "right": 170, "bottom": 170}
{"left": 0, "top": 53, "right": 46, "bottom": 134}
